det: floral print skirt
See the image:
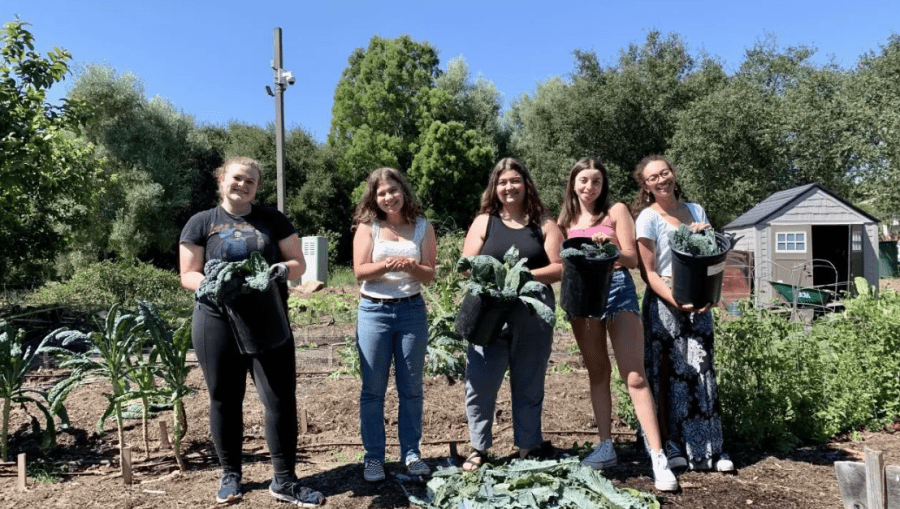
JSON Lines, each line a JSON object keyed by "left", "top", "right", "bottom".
{"left": 642, "top": 290, "right": 725, "bottom": 464}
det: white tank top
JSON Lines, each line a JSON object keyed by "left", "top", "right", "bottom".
{"left": 360, "top": 217, "right": 426, "bottom": 299}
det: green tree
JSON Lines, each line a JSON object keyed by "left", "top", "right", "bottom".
{"left": 847, "top": 34, "right": 900, "bottom": 221}
{"left": 508, "top": 31, "right": 726, "bottom": 208}
{"left": 329, "top": 38, "right": 500, "bottom": 229}
{"left": 669, "top": 79, "right": 790, "bottom": 226}
{"left": 0, "top": 19, "right": 99, "bottom": 283}
{"left": 329, "top": 35, "right": 441, "bottom": 182}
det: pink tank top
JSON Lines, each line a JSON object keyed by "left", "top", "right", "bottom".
{"left": 567, "top": 217, "right": 615, "bottom": 242}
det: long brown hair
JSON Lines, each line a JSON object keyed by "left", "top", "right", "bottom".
{"left": 631, "top": 155, "right": 687, "bottom": 215}
{"left": 557, "top": 158, "right": 610, "bottom": 231}
{"left": 477, "top": 157, "right": 547, "bottom": 227}
{"left": 352, "top": 167, "right": 423, "bottom": 227}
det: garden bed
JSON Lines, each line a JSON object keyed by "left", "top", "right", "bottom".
{"left": 2, "top": 283, "right": 899, "bottom": 508}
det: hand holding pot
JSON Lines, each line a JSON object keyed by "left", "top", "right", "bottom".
{"left": 690, "top": 222, "right": 711, "bottom": 233}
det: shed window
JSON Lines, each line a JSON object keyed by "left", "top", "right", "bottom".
{"left": 851, "top": 231, "right": 862, "bottom": 252}
{"left": 776, "top": 232, "right": 807, "bottom": 253}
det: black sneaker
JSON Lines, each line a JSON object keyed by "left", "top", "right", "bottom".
{"left": 269, "top": 477, "right": 325, "bottom": 507}
{"left": 216, "top": 471, "right": 242, "bottom": 504}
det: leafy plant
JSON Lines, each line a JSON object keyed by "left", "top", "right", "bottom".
{"left": 138, "top": 302, "right": 192, "bottom": 471}
{"left": 560, "top": 241, "right": 618, "bottom": 261}
{"left": 0, "top": 321, "right": 70, "bottom": 461}
{"left": 669, "top": 224, "right": 719, "bottom": 256}
{"left": 406, "top": 456, "right": 659, "bottom": 509}
{"left": 288, "top": 293, "right": 356, "bottom": 326}
{"left": 422, "top": 278, "right": 467, "bottom": 380}
{"left": 48, "top": 305, "right": 146, "bottom": 473}
{"left": 456, "top": 246, "right": 556, "bottom": 327}
{"left": 27, "top": 260, "right": 192, "bottom": 322}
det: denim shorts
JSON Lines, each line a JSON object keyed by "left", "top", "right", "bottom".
{"left": 602, "top": 268, "right": 640, "bottom": 320}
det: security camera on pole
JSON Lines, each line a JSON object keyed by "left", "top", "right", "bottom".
{"left": 269, "top": 27, "right": 295, "bottom": 213}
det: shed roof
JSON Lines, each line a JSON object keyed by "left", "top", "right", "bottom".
{"left": 723, "top": 183, "right": 878, "bottom": 230}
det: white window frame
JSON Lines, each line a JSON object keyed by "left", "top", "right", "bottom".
{"left": 775, "top": 231, "right": 807, "bottom": 253}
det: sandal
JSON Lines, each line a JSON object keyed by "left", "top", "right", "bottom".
{"left": 462, "top": 449, "right": 487, "bottom": 472}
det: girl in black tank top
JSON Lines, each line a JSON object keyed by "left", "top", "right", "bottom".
{"left": 459, "top": 158, "right": 564, "bottom": 470}
{"left": 481, "top": 214, "right": 550, "bottom": 270}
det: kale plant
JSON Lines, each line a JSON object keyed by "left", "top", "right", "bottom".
{"left": 456, "top": 246, "right": 555, "bottom": 327}
{"left": 405, "top": 456, "right": 659, "bottom": 509}
{"left": 196, "top": 252, "right": 271, "bottom": 304}
{"left": 669, "top": 224, "right": 719, "bottom": 256}
{"left": 560, "top": 241, "right": 619, "bottom": 261}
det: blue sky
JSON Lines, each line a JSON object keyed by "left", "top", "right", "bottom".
{"left": 6, "top": 1, "right": 898, "bottom": 143}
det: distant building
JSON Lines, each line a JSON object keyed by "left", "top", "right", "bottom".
{"left": 723, "top": 183, "right": 879, "bottom": 303}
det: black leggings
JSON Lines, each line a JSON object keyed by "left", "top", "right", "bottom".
{"left": 192, "top": 305, "right": 297, "bottom": 479}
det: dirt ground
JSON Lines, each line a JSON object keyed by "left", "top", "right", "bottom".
{"left": 2, "top": 283, "right": 899, "bottom": 508}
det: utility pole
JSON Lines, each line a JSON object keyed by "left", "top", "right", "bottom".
{"left": 268, "top": 27, "right": 295, "bottom": 213}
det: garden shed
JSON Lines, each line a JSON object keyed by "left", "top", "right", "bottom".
{"left": 723, "top": 183, "right": 879, "bottom": 304}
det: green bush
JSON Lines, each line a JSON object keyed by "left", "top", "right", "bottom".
{"left": 715, "top": 303, "right": 815, "bottom": 451}
{"left": 716, "top": 281, "right": 900, "bottom": 450}
{"left": 28, "top": 260, "right": 192, "bottom": 322}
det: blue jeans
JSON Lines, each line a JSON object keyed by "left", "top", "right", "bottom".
{"left": 602, "top": 269, "right": 640, "bottom": 320}
{"left": 356, "top": 295, "right": 428, "bottom": 463}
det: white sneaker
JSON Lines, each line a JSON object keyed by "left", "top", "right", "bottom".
{"left": 665, "top": 440, "right": 688, "bottom": 470}
{"left": 581, "top": 439, "right": 618, "bottom": 469}
{"left": 650, "top": 449, "right": 679, "bottom": 492}
{"left": 405, "top": 455, "right": 431, "bottom": 476}
{"left": 715, "top": 455, "right": 735, "bottom": 472}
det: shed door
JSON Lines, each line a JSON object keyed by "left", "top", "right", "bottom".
{"left": 849, "top": 225, "right": 864, "bottom": 282}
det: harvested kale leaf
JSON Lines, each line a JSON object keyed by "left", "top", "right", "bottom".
{"left": 456, "top": 246, "right": 555, "bottom": 327}
{"left": 196, "top": 252, "right": 272, "bottom": 304}
{"left": 669, "top": 224, "right": 719, "bottom": 256}
{"left": 560, "top": 241, "right": 618, "bottom": 261}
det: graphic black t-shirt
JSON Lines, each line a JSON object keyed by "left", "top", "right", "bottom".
{"left": 180, "top": 205, "right": 296, "bottom": 265}
{"left": 180, "top": 205, "right": 297, "bottom": 313}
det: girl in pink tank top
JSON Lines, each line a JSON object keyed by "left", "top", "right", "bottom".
{"left": 557, "top": 158, "right": 678, "bottom": 492}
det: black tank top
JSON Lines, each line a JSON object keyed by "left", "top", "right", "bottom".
{"left": 480, "top": 214, "right": 550, "bottom": 270}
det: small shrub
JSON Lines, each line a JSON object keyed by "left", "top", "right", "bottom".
{"left": 28, "top": 260, "right": 191, "bottom": 322}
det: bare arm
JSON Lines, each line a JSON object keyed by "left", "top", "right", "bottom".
{"left": 531, "top": 218, "right": 563, "bottom": 285}
{"left": 462, "top": 214, "right": 490, "bottom": 258}
{"left": 611, "top": 202, "right": 638, "bottom": 269}
{"left": 179, "top": 242, "right": 206, "bottom": 292}
{"left": 277, "top": 233, "right": 306, "bottom": 280}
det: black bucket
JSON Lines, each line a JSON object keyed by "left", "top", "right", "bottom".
{"left": 225, "top": 283, "right": 292, "bottom": 355}
{"left": 671, "top": 233, "right": 739, "bottom": 308}
{"left": 454, "top": 292, "right": 515, "bottom": 346}
{"left": 559, "top": 237, "right": 621, "bottom": 318}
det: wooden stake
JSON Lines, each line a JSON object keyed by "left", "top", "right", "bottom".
{"left": 17, "top": 453, "right": 26, "bottom": 491}
{"left": 122, "top": 446, "right": 133, "bottom": 485}
{"left": 865, "top": 448, "right": 886, "bottom": 509}
{"left": 300, "top": 408, "right": 308, "bottom": 434}
{"left": 449, "top": 441, "right": 458, "bottom": 458}
{"left": 158, "top": 420, "right": 172, "bottom": 449}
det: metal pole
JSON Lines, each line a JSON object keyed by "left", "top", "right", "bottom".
{"left": 273, "top": 28, "right": 285, "bottom": 213}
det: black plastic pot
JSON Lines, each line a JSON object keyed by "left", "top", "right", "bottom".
{"left": 559, "top": 238, "right": 621, "bottom": 318}
{"left": 454, "top": 292, "right": 515, "bottom": 346}
{"left": 671, "top": 233, "right": 739, "bottom": 308}
{"left": 225, "top": 283, "right": 292, "bottom": 355}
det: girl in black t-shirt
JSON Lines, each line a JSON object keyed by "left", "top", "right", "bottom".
{"left": 179, "top": 156, "right": 323, "bottom": 506}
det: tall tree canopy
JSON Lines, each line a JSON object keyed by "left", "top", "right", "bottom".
{"left": 328, "top": 37, "right": 500, "bottom": 227}
{"left": 0, "top": 19, "right": 99, "bottom": 283}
